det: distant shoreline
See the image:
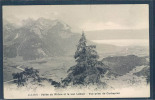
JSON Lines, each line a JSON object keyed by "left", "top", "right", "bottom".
{"left": 92, "top": 39, "right": 149, "bottom": 47}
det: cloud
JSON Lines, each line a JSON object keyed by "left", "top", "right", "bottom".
{"left": 3, "top": 5, "right": 149, "bottom": 32}
{"left": 80, "top": 21, "right": 127, "bottom": 31}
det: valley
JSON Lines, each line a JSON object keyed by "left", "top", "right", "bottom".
{"left": 3, "top": 17, "right": 150, "bottom": 92}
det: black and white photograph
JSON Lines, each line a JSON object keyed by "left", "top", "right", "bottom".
{"left": 3, "top": 4, "right": 150, "bottom": 98}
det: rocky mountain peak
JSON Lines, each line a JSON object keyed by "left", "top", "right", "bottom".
{"left": 3, "top": 17, "right": 80, "bottom": 60}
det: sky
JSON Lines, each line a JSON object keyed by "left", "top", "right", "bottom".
{"left": 3, "top": 4, "right": 149, "bottom": 32}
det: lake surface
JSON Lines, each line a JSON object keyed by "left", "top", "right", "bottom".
{"left": 92, "top": 39, "right": 149, "bottom": 47}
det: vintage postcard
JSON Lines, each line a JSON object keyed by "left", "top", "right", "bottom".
{"left": 3, "top": 4, "right": 150, "bottom": 99}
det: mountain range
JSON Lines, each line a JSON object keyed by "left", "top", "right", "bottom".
{"left": 3, "top": 18, "right": 150, "bottom": 85}
{"left": 3, "top": 18, "right": 80, "bottom": 60}
{"left": 3, "top": 18, "right": 149, "bottom": 60}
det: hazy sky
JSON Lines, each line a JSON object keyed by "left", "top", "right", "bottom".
{"left": 3, "top": 4, "right": 149, "bottom": 32}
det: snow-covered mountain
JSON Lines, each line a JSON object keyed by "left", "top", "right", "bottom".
{"left": 3, "top": 18, "right": 80, "bottom": 60}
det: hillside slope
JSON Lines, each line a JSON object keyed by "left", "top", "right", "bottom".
{"left": 102, "top": 55, "right": 149, "bottom": 75}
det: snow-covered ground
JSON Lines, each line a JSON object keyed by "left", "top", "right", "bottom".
{"left": 4, "top": 81, "right": 149, "bottom": 99}
{"left": 3, "top": 57, "right": 150, "bottom": 99}
{"left": 4, "top": 65, "right": 150, "bottom": 99}
{"left": 102, "top": 65, "right": 149, "bottom": 89}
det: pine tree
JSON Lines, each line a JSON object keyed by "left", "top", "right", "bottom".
{"left": 73, "top": 32, "right": 87, "bottom": 74}
{"left": 74, "top": 31, "right": 99, "bottom": 71}
{"left": 12, "top": 67, "right": 41, "bottom": 87}
{"left": 74, "top": 31, "right": 87, "bottom": 64}
{"left": 62, "top": 31, "right": 108, "bottom": 86}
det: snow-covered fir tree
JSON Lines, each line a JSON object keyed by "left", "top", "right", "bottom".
{"left": 62, "top": 31, "right": 108, "bottom": 86}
